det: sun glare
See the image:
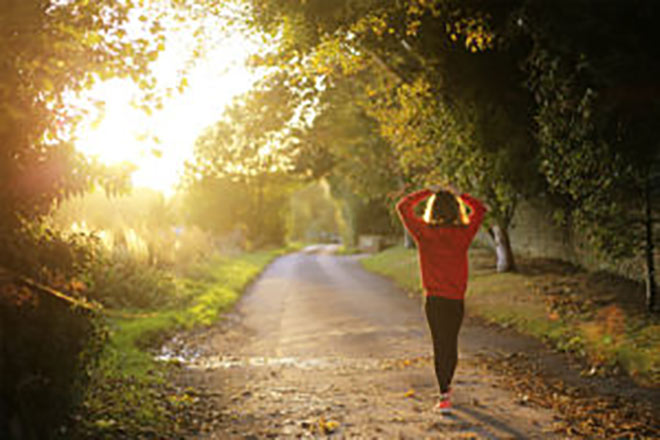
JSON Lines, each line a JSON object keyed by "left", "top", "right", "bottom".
{"left": 72, "top": 9, "right": 262, "bottom": 196}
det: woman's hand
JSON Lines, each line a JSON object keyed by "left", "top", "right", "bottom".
{"left": 428, "top": 183, "right": 459, "bottom": 194}
{"left": 387, "top": 182, "right": 414, "bottom": 200}
{"left": 445, "top": 183, "right": 459, "bottom": 195}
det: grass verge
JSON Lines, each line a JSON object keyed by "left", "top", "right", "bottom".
{"left": 70, "top": 247, "right": 291, "bottom": 438}
{"left": 361, "top": 245, "right": 660, "bottom": 386}
{"left": 334, "top": 245, "right": 362, "bottom": 255}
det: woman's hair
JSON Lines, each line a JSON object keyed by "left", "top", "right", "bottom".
{"left": 423, "top": 190, "right": 467, "bottom": 227}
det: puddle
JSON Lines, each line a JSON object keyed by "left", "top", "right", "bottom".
{"left": 155, "top": 351, "right": 200, "bottom": 364}
{"left": 156, "top": 351, "right": 388, "bottom": 371}
{"left": 155, "top": 333, "right": 429, "bottom": 372}
{"left": 186, "top": 355, "right": 351, "bottom": 370}
{"left": 155, "top": 335, "right": 204, "bottom": 364}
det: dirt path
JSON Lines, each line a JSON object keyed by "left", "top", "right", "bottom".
{"left": 171, "top": 245, "right": 580, "bottom": 439}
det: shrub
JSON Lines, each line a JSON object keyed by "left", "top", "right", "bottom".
{"left": 85, "top": 252, "right": 178, "bottom": 310}
{"left": 0, "top": 226, "right": 106, "bottom": 439}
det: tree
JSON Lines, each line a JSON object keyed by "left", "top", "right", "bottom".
{"left": 0, "top": 2, "right": 174, "bottom": 436}
{"left": 358, "top": 71, "right": 531, "bottom": 271}
{"left": 522, "top": 0, "right": 660, "bottom": 311}
{"left": 239, "top": 0, "right": 660, "bottom": 287}
{"left": 287, "top": 182, "right": 339, "bottom": 243}
{"left": 243, "top": 0, "right": 540, "bottom": 271}
{"left": 182, "top": 172, "right": 292, "bottom": 248}
{"left": 0, "top": 0, "right": 166, "bottom": 230}
{"left": 289, "top": 77, "right": 402, "bottom": 245}
{"left": 184, "top": 73, "right": 300, "bottom": 247}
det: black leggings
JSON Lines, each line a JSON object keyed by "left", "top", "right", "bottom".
{"left": 424, "top": 295, "right": 465, "bottom": 394}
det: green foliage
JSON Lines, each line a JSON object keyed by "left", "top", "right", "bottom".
{"left": 0, "top": 1, "right": 265, "bottom": 436}
{"left": 86, "top": 253, "right": 178, "bottom": 310}
{"left": 54, "top": 189, "right": 222, "bottom": 272}
{"left": 522, "top": 0, "right": 660, "bottom": 261}
{"left": 184, "top": 74, "right": 306, "bottom": 248}
{"left": 0, "top": 221, "right": 106, "bottom": 437}
{"left": 0, "top": 0, "right": 164, "bottom": 227}
{"left": 181, "top": 177, "right": 251, "bottom": 237}
{"left": 287, "top": 182, "right": 340, "bottom": 243}
{"left": 238, "top": 0, "right": 660, "bottom": 278}
{"left": 0, "top": 288, "right": 107, "bottom": 439}
{"left": 0, "top": 223, "right": 93, "bottom": 282}
{"left": 239, "top": 0, "right": 543, "bottom": 273}
{"left": 0, "top": 198, "right": 196, "bottom": 438}
{"left": 190, "top": 73, "right": 299, "bottom": 181}
{"left": 294, "top": 79, "right": 400, "bottom": 199}
{"left": 292, "top": 78, "right": 403, "bottom": 243}
{"left": 182, "top": 173, "right": 293, "bottom": 249}
{"left": 328, "top": 177, "right": 398, "bottom": 247}
{"left": 0, "top": 2, "right": 170, "bottom": 432}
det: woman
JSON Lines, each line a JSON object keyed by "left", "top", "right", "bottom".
{"left": 396, "top": 185, "right": 486, "bottom": 412}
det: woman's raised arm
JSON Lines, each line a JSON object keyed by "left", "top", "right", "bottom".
{"left": 396, "top": 188, "right": 433, "bottom": 240}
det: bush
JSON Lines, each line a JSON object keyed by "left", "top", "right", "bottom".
{"left": 0, "top": 291, "right": 106, "bottom": 439}
{"left": 86, "top": 252, "right": 178, "bottom": 310}
{"left": 0, "top": 226, "right": 107, "bottom": 439}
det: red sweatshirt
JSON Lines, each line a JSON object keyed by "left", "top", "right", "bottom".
{"left": 396, "top": 189, "right": 487, "bottom": 300}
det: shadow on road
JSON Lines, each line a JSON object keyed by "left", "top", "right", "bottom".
{"left": 452, "top": 405, "right": 529, "bottom": 439}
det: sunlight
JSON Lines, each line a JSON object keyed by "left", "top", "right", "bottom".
{"left": 72, "top": 8, "right": 263, "bottom": 196}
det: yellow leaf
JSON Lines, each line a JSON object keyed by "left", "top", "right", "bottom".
{"left": 318, "top": 418, "right": 339, "bottom": 434}
{"left": 42, "top": 77, "right": 54, "bottom": 92}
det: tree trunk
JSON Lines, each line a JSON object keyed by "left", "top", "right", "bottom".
{"left": 644, "top": 176, "right": 657, "bottom": 313}
{"left": 489, "top": 225, "right": 516, "bottom": 272}
{"left": 251, "top": 175, "right": 265, "bottom": 247}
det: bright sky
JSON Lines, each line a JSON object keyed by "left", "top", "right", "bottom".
{"left": 72, "top": 6, "right": 263, "bottom": 196}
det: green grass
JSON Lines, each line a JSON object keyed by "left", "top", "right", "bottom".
{"left": 334, "top": 245, "right": 363, "bottom": 255}
{"left": 361, "top": 245, "right": 660, "bottom": 386}
{"left": 360, "top": 246, "right": 420, "bottom": 291}
{"left": 75, "top": 247, "right": 290, "bottom": 438}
